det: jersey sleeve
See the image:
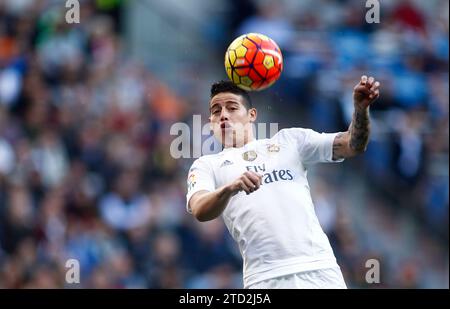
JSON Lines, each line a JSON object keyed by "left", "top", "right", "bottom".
{"left": 185, "top": 157, "right": 216, "bottom": 214}
{"left": 278, "top": 128, "right": 344, "bottom": 164}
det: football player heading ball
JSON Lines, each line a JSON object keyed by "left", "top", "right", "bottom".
{"left": 187, "top": 33, "right": 381, "bottom": 289}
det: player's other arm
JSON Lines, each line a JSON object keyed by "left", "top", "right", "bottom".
{"left": 333, "top": 75, "right": 380, "bottom": 160}
{"left": 189, "top": 171, "right": 262, "bottom": 222}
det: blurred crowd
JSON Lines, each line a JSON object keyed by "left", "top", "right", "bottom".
{"left": 0, "top": 0, "right": 448, "bottom": 288}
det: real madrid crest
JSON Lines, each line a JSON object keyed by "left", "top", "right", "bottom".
{"left": 242, "top": 150, "right": 258, "bottom": 161}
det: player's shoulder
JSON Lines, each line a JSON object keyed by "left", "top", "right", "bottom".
{"left": 189, "top": 152, "right": 225, "bottom": 168}
{"left": 272, "top": 127, "right": 313, "bottom": 141}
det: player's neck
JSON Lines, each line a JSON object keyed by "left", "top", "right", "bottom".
{"left": 224, "top": 135, "right": 255, "bottom": 149}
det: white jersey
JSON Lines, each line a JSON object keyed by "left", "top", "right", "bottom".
{"left": 186, "top": 128, "right": 344, "bottom": 287}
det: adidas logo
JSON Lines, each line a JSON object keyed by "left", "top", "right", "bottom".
{"left": 220, "top": 160, "right": 234, "bottom": 167}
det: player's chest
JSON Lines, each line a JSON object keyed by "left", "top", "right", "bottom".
{"left": 214, "top": 142, "right": 300, "bottom": 184}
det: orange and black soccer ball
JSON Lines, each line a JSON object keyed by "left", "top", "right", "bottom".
{"left": 225, "top": 33, "right": 283, "bottom": 91}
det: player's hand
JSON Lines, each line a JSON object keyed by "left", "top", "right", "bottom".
{"left": 229, "top": 171, "right": 262, "bottom": 195}
{"left": 353, "top": 75, "right": 380, "bottom": 109}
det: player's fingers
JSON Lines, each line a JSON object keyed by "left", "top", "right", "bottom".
{"left": 369, "top": 89, "right": 380, "bottom": 100}
{"left": 370, "top": 81, "right": 380, "bottom": 92}
{"left": 360, "top": 75, "right": 368, "bottom": 85}
{"left": 245, "top": 172, "right": 262, "bottom": 188}
{"left": 245, "top": 171, "right": 261, "bottom": 178}
{"left": 238, "top": 180, "right": 252, "bottom": 194}
{"left": 241, "top": 176, "right": 257, "bottom": 194}
{"left": 367, "top": 76, "right": 375, "bottom": 88}
{"left": 354, "top": 84, "right": 370, "bottom": 94}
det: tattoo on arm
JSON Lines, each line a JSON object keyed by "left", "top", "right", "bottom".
{"left": 332, "top": 108, "right": 370, "bottom": 160}
{"left": 332, "top": 132, "right": 348, "bottom": 160}
{"left": 349, "top": 108, "right": 370, "bottom": 152}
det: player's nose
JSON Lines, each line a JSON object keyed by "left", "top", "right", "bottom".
{"left": 220, "top": 109, "right": 230, "bottom": 121}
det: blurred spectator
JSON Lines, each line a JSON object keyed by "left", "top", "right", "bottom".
{"left": 99, "top": 168, "right": 152, "bottom": 231}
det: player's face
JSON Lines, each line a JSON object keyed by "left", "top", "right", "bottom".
{"left": 209, "top": 92, "right": 256, "bottom": 148}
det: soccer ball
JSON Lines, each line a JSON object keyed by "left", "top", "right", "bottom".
{"left": 225, "top": 33, "right": 283, "bottom": 91}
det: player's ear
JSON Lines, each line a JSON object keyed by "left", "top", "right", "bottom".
{"left": 249, "top": 108, "right": 257, "bottom": 122}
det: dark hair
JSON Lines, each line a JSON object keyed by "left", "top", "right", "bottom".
{"left": 210, "top": 80, "right": 252, "bottom": 109}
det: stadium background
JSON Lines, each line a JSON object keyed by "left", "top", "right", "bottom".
{"left": 0, "top": 0, "right": 448, "bottom": 288}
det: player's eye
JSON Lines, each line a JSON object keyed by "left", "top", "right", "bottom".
{"left": 212, "top": 109, "right": 220, "bottom": 115}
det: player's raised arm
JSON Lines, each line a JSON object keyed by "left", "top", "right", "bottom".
{"left": 332, "top": 75, "right": 380, "bottom": 160}
{"left": 189, "top": 171, "right": 262, "bottom": 222}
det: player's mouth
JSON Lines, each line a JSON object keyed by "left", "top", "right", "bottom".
{"left": 220, "top": 122, "right": 232, "bottom": 130}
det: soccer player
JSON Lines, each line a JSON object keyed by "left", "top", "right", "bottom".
{"left": 186, "top": 76, "right": 380, "bottom": 288}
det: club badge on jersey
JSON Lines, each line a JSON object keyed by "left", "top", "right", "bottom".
{"left": 242, "top": 150, "right": 258, "bottom": 161}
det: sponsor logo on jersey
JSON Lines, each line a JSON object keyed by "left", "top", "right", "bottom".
{"left": 260, "top": 169, "right": 293, "bottom": 184}
{"left": 246, "top": 164, "right": 294, "bottom": 184}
